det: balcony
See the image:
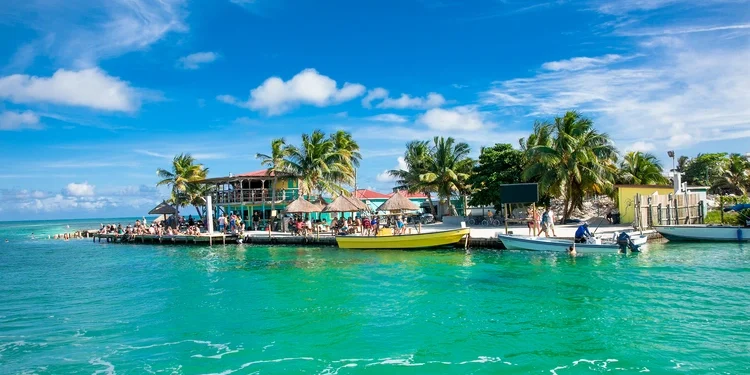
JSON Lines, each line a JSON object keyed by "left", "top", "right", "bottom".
{"left": 212, "top": 188, "right": 300, "bottom": 206}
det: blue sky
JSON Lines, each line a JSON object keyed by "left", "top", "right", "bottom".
{"left": 0, "top": 0, "right": 749, "bottom": 220}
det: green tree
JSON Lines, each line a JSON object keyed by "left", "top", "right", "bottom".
{"left": 468, "top": 143, "right": 525, "bottom": 210}
{"left": 329, "top": 130, "right": 362, "bottom": 189}
{"left": 281, "top": 130, "right": 360, "bottom": 196}
{"left": 618, "top": 151, "right": 669, "bottom": 185}
{"left": 156, "top": 153, "right": 209, "bottom": 217}
{"left": 420, "top": 136, "right": 474, "bottom": 216}
{"left": 521, "top": 111, "right": 618, "bottom": 222}
{"left": 676, "top": 155, "right": 689, "bottom": 173}
{"left": 683, "top": 153, "right": 728, "bottom": 189}
{"left": 716, "top": 153, "right": 750, "bottom": 195}
{"left": 388, "top": 140, "right": 437, "bottom": 214}
{"left": 256, "top": 138, "right": 288, "bottom": 213}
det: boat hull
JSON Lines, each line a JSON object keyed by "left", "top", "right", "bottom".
{"left": 497, "top": 234, "right": 622, "bottom": 253}
{"left": 335, "top": 228, "right": 470, "bottom": 249}
{"left": 653, "top": 225, "right": 750, "bottom": 242}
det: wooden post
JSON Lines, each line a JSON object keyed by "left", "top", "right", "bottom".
{"left": 531, "top": 202, "right": 537, "bottom": 236}
{"left": 674, "top": 196, "right": 680, "bottom": 225}
{"left": 633, "top": 194, "right": 641, "bottom": 228}
{"left": 720, "top": 195, "right": 724, "bottom": 224}
{"left": 666, "top": 203, "right": 671, "bottom": 225}
{"left": 698, "top": 200, "right": 704, "bottom": 224}
{"left": 657, "top": 203, "right": 663, "bottom": 225}
{"left": 504, "top": 203, "right": 509, "bottom": 235}
{"left": 647, "top": 196, "right": 653, "bottom": 228}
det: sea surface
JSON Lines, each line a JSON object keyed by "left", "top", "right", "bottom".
{"left": 1, "top": 219, "right": 748, "bottom": 374}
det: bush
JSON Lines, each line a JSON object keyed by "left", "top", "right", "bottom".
{"left": 705, "top": 208, "right": 750, "bottom": 226}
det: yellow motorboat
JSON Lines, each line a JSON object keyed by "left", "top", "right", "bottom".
{"left": 335, "top": 228, "right": 471, "bottom": 249}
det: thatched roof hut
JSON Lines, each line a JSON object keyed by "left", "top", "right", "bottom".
{"left": 323, "top": 196, "right": 361, "bottom": 213}
{"left": 149, "top": 201, "right": 178, "bottom": 215}
{"left": 284, "top": 197, "right": 322, "bottom": 213}
{"left": 344, "top": 195, "right": 369, "bottom": 211}
{"left": 376, "top": 192, "right": 419, "bottom": 212}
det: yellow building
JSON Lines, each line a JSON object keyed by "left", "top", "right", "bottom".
{"left": 615, "top": 185, "right": 675, "bottom": 224}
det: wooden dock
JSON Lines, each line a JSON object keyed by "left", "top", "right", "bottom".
{"left": 92, "top": 230, "right": 662, "bottom": 250}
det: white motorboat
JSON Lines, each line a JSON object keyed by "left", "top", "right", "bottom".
{"left": 653, "top": 225, "right": 750, "bottom": 242}
{"left": 497, "top": 234, "right": 639, "bottom": 253}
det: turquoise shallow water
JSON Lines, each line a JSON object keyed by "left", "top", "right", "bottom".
{"left": 1, "top": 219, "right": 749, "bottom": 374}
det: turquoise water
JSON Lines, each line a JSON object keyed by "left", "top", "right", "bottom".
{"left": 1, "top": 219, "right": 748, "bottom": 374}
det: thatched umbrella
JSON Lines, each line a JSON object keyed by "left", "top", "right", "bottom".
{"left": 311, "top": 195, "right": 328, "bottom": 211}
{"left": 149, "top": 201, "right": 178, "bottom": 215}
{"left": 284, "top": 197, "right": 322, "bottom": 213}
{"left": 344, "top": 195, "right": 369, "bottom": 212}
{"left": 149, "top": 201, "right": 178, "bottom": 225}
{"left": 376, "top": 192, "right": 419, "bottom": 212}
{"left": 323, "top": 196, "right": 360, "bottom": 213}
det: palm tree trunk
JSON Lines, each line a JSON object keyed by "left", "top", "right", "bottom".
{"left": 194, "top": 205, "right": 203, "bottom": 220}
{"left": 425, "top": 191, "right": 435, "bottom": 215}
{"left": 562, "top": 178, "right": 573, "bottom": 223}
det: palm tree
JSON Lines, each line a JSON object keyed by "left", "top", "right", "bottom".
{"left": 281, "top": 130, "right": 348, "bottom": 196}
{"left": 618, "top": 151, "right": 669, "bottom": 185}
{"left": 522, "top": 111, "right": 618, "bottom": 222}
{"left": 329, "top": 130, "right": 362, "bottom": 190}
{"left": 389, "top": 140, "right": 436, "bottom": 214}
{"left": 156, "top": 153, "right": 209, "bottom": 216}
{"left": 420, "top": 137, "right": 474, "bottom": 216}
{"left": 716, "top": 153, "right": 750, "bottom": 195}
{"left": 256, "top": 138, "right": 288, "bottom": 213}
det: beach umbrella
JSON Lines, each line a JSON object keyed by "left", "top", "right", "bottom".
{"left": 311, "top": 195, "right": 328, "bottom": 210}
{"left": 323, "top": 196, "right": 361, "bottom": 213}
{"left": 344, "top": 195, "right": 370, "bottom": 212}
{"left": 376, "top": 192, "right": 419, "bottom": 212}
{"left": 148, "top": 201, "right": 178, "bottom": 215}
{"left": 284, "top": 197, "right": 322, "bottom": 213}
{"left": 148, "top": 200, "right": 179, "bottom": 224}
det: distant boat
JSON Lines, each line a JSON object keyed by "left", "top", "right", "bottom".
{"left": 497, "top": 234, "right": 640, "bottom": 253}
{"left": 653, "top": 225, "right": 750, "bottom": 242}
{"left": 335, "top": 228, "right": 470, "bottom": 250}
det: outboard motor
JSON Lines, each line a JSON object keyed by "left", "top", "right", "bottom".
{"left": 616, "top": 232, "right": 639, "bottom": 253}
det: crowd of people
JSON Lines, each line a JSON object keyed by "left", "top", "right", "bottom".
{"left": 98, "top": 215, "right": 206, "bottom": 237}
{"left": 283, "top": 214, "right": 412, "bottom": 237}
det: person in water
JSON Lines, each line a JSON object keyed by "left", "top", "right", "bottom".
{"left": 567, "top": 244, "right": 577, "bottom": 255}
{"left": 574, "top": 222, "right": 592, "bottom": 243}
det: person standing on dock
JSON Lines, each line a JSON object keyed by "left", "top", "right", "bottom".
{"left": 218, "top": 214, "right": 227, "bottom": 233}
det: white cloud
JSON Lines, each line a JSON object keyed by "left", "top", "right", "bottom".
{"left": 375, "top": 171, "right": 395, "bottom": 183}
{"left": 378, "top": 92, "right": 446, "bottom": 109}
{"left": 362, "top": 88, "right": 447, "bottom": 109}
{"left": 218, "top": 69, "right": 365, "bottom": 115}
{"left": 452, "top": 84, "right": 468, "bottom": 89}
{"left": 0, "top": 111, "right": 42, "bottom": 131}
{"left": 626, "top": 141, "right": 656, "bottom": 152}
{"left": 66, "top": 182, "right": 95, "bottom": 197}
{"left": 177, "top": 52, "right": 219, "bottom": 69}
{"left": 375, "top": 157, "right": 409, "bottom": 183}
{"left": 417, "top": 106, "right": 492, "bottom": 131}
{"left": 3, "top": 0, "right": 187, "bottom": 68}
{"left": 362, "top": 87, "right": 389, "bottom": 108}
{"left": 482, "top": 42, "right": 750, "bottom": 149}
{"left": 366, "top": 114, "right": 408, "bottom": 123}
{"left": 0, "top": 68, "right": 140, "bottom": 112}
{"left": 542, "top": 54, "right": 625, "bottom": 71}
{"left": 0, "top": 183, "right": 167, "bottom": 219}
{"left": 620, "top": 23, "right": 750, "bottom": 37}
